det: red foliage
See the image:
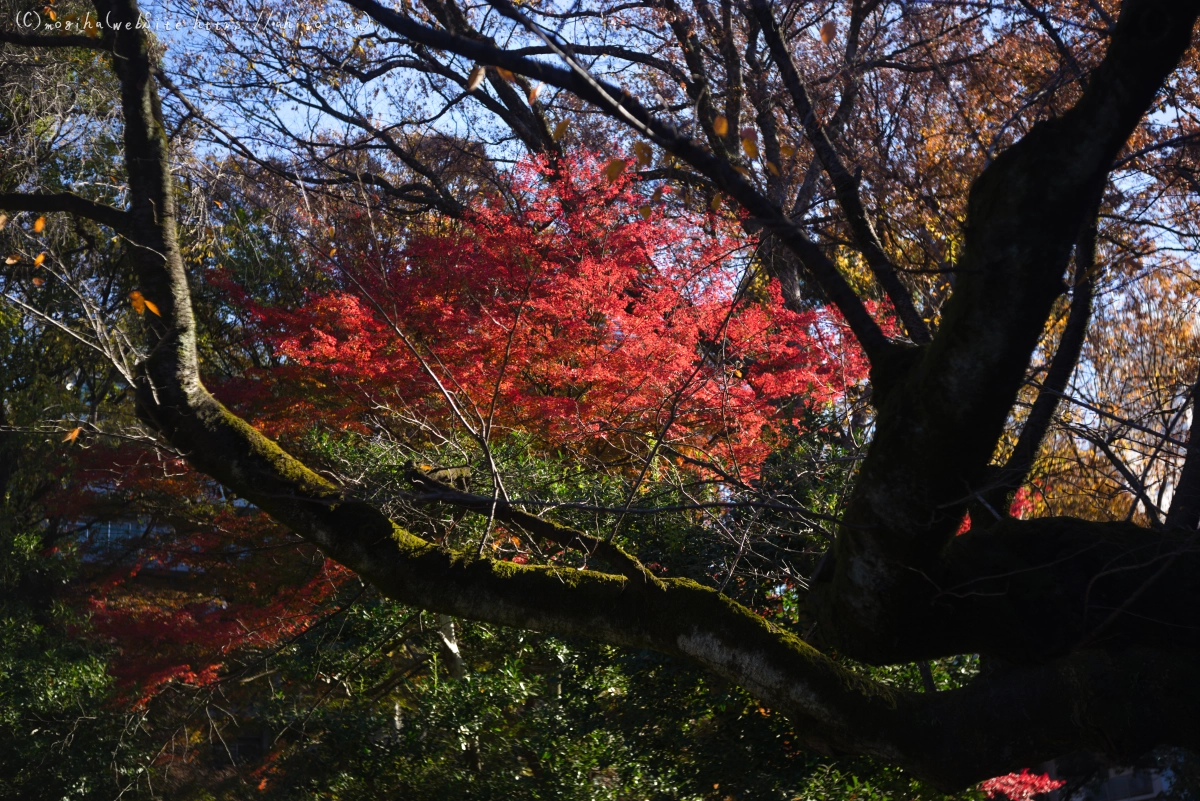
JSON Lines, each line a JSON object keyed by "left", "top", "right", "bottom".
{"left": 228, "top": 152, "right": 868, "bottom": 476}
{"left": 981, "top": 769, "right": 1066, "bottom": 801}
{"left": 65, "top": 151, "right": 877, "bottom": 704}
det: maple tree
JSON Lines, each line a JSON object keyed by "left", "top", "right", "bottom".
{"left": 6, "top": 0, "right": 1200, "bottom": 795}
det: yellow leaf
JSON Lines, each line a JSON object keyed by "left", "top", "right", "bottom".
{"left": 5, "top": 256, "right": 17, "bottom": 265}
{"left": 63, "top": 427, "right": 81, "bottom": 443}
{"left": 638, "top": 205, "right": 652, "bottom": 220}
{"left": 820, "top": 20, "right": 837, "bottom": 44}
{"left": 713, "top": 115, "right": 728, "bottom": 136}
{"left": 733, "top": 165, "right": 751, "bottom": 177}
{"left": 742, "top": 138, "right": 759, "bottom": 159}
{"left": 33, "top": 252, "right": 46, "bottom": 266}
{"left": 33, "top": 216, "right": 45, "bottom": 233}
{"left": 466, "top": 65, "right": 486, "bottom": 92}
{"left": 527, "top": 82, "right": 543, "bottom": 104}
{"left": 144, "top": 299, "right": 161, "bottom": 316}
{"left": 32, "top": 277, "right": 44, "bottom": 287}
{"left": 605, "top": 158, "right": 627, "bottom": 182}
{"left": 633, "top": 140, "right": 652, "bottom": 167}
{"left": 329, "top": 247, "right": 338, "bottom": 256}
{"left": 766, "top": 161, "right": 781, "bottom": 176}
{"left": 129, "top": 290, "right": 147, "bottom": 315}
{"left": 552, "top": 120, "right": 569, "bottom": 141}
{"left": 710, "top": 194, "right": 722, "bottom": 211}
{"left": 780, "top": 143, "right": 796, "bottom": 158}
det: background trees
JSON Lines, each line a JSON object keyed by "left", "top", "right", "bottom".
{"left": 5, "top": 0, "right": 1200, "bottom": 797}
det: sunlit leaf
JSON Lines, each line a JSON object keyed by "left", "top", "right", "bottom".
{"left": 144, "top": 299, "right": 161, "bottom": 316}
{"left": 552, "top": 120, "right": 569, "bottom": 140}
{"left": 33, "top": 216, "right": 45, "bottom": 233}
{"left": 130, "top": 290, "right": 147, "bottom": 315}
{"left": 33, "top": 252, "right": 46, "bottom": 266}
{"left": 605, "top": 158, "right": 627, "bottom": 182}
{"left": 466, "top": 65, "right": 486, "bottom": 92}
{"left": 713, "top": 115, "right": 728, "bottom": 136}
{"left": 633, "top": 141, "right": 652, "bottom": 167}
{"left": 527, "top": 82, "right": 543, "bottom": 104}
{"left": 63, "top": 427, "right": 81, "bottom": 443}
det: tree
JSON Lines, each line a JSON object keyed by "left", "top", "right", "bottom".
{"left": 4, "top": 0, "right": 1200, "bottom": 791}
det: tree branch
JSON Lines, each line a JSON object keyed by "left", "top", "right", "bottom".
{"left": 978, "top": 214, "right": 1098, "bottom": 516}
{"left": 338, "top": 0, "right": 894, "bottom": 362}
{"left": 0, "top": 29, "right": 109, "bottom": 50}
{"left": 749, "top": 0, "right": 931, "bottom": 344}
{"left": 0, "top": 192, "right": 129, "bottom": 232}
{"left": 1166, "top": 373, "right": 1200, "bottom": 530}
{"left": 812, "top": 0, "right": 1200, "bottom": 661}
{"left": 406, "top": 467, "right": 659, "bottom": 583}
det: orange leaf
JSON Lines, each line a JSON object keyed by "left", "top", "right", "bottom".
{"left": 63, "top": 427, "right": 81, "bottom": 443}
{"left": 633, "top": 140, "right": 652, "bottom": 167}
{"left": 527, "top": 82, "right": 543, "bottom": 104}
{"left": 466, "top": 65, "right": 486, "bottom": 92}
{"left": 605, "top": 158, "right": 627, "bottom": 182}
{"left": 32, "top": 277, "right": 44, "bottom": 287}
{"left": 33, "top": 252, "right": 46, "bottom": 267}
{"left": 33, "top": 216, "right": 45, "bottom": 233}
{"left": 495, "top": 67, "right": 515, "bottom": 83}
{"left": 712, "top": 115, "right": 728, "bottom": 136}
{"left": 820, "top": 20, "right": 837, "bottom": 44}
{"left": 143, "top": 299, "right": 161, "bottom": 316}
{"left": 0, "top": 214, "right": 7, "bottom": 230}
{"left": 780, "top": 143, "right": 796, "bottom": 158}
{"left": 129, "top": 290, "right": 147, "bottom": 315}
{"left": 742, "top": 139, "right": 759, "bottom": 159}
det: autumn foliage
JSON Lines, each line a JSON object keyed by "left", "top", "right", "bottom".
{"left": 69, "top": 152, "right": 870, "bottom": 707}
{"left": 223, "top": 154, "right": 867, "bottom": 475}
